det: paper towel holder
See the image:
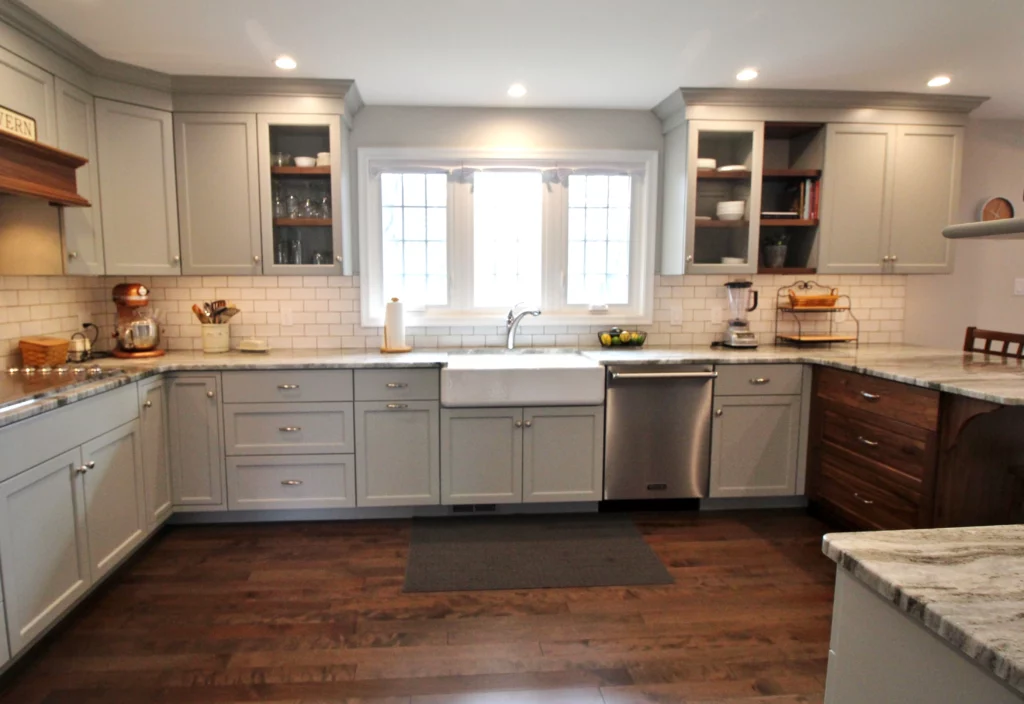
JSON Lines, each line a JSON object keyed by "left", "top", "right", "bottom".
{"left": 381, "top": 297, "right": 413, "bottom": 354}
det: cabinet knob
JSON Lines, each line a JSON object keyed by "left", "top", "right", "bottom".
{"left": 524, "top": 420, "right": 532, "bottom": 428}
{"left": 253, "top": 255, "right": 261, "bottom": 264}
{"left": 715, "top": 409, "right": 723, "bottom": 417}
{"left": 281, "top": 479, "right": 303, "bottom": 486}
{"left": 336, "top": 255, "right": 343, "bottom": 263}
{"left": 206, "top": 390, "right": 215, "bottom": 398}
{"left": 68, "top": 251, "right": 78, "bottom": 259}
{"left": 172, "top": 255, "right": 181, "bottom": 264}
{"left": 75, "top": 461, "right": 96, "bottom": 474}
{"left": 143, "top": 400, "right": 152, "bottom": 408}
{"left": 890, "top": 255, "right": 897, "bottom": 262}
{"left": 514, "top": 420, "right": 523, "bottom": 428}
{"left": 686, "top": 255, "right": 694, "bottom": 263}
{"left": 882, "top": 255, "right": 890, "bottom": 262}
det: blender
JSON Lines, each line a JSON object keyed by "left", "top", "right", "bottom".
{"left": 723, "top": 281, "right": 759, "bottom": 348}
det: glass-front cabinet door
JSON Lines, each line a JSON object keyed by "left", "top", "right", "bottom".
{"left": 684, "top": 120, "right": 763, "bottom": 274}
{"left": 258, "top": 114, "right": 344, "bottom": 274}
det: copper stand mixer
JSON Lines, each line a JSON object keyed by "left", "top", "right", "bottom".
{"left": 111, "top": 283, "right": 165, "bottom": 359}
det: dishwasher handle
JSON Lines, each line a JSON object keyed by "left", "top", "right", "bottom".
{"left": 610, "top": 370, "right": 718, "bottom": 381}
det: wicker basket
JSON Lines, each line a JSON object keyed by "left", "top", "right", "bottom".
{"left": 788, "top": 288, "right": 840, "bottom": 309}
{"left": 19, "top": 337, "right": 69, "bottom": 367}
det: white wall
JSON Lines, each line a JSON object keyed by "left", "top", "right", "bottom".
{"left": 905, "top": 119, "right": 1024, "bottom": 348}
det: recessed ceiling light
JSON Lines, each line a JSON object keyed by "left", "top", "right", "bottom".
{"left": 274, "top": 55, "right": 297, "bottom": 70}
{"left": 507, "top": 83, "right": 527, "bottom": 98}
{"left": 736, "top": 68, "right": 759, "bottom": 82}
{"left": 927, "top": 75, "right": 951, "bottom": 88}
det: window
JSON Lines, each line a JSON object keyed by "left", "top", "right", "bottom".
{"left": 359, "top": 149, "right": 657, "bottom": 327}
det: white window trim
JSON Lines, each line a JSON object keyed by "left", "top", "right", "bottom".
{"left": 357, "top": 147, "right": 659, "bottom": 328}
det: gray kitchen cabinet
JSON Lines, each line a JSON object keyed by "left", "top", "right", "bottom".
{"left": 522, "top": 406, "right": 604, "bottom": 503}
{"left": 138, "top": 377, "right": 172, "bottom": 528}
{"left": 167, "top": 374, "right": 226, "bottom": 509}
{"left": 819, "top": 123, "right": 963, "bottom": 275}
{"left": 889, "top": 125, "right": 962, "bottom": 274}
{"left": 95, "top": 98, "right": 181, "bottom": 275}
{"left": 709, "top": 395, "right": 802, "bottom": 498}
{"left": 441, "top": 407, "right": 523, "bottom": 505}
{"left": 174, "top": 112, "right": 263, "bottom": 275}
{"left": 224, "top": 402, "right": 355, "bottom": 456}
{"left": 355, "top": 400, "right": 440, "bottom": 507}
{"left": 81, "top": 421, "right": 146, "bottom": 582}
{"left": 55, "top": 78, "right": 104, "bottom": 275}
{"left": 0, "top": 448, "right": 90, "bottom": 655}
{"left": 0, "top": 45, "right": 56, "bottom": 145}
{"left": 227, "top": 455, "right": 355, "bottom": 511}
{"left": 818, "top": 124, "right": 895, "bottom": 275}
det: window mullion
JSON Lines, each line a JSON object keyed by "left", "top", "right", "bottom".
{"left": 541, "top": 183, "right": 568, "bottom": 313}
{"left": 449, "top": 181, "right": 473, "bottom": 311}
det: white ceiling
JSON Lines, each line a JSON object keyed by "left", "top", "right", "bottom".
{"left": 20, "top": 0, "right": 1024, "bottom": 117}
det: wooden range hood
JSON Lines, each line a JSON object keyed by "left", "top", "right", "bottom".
{"left": 0, "top": 130, "right": 90, "bottom": 207}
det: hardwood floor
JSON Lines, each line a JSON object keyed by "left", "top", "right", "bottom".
{"left": 0, "top": 511, "right": 836, "bottom": 703}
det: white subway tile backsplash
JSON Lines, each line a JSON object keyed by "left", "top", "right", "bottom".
{"left": 0, "top": 272, "right": 908, "bottom": 366}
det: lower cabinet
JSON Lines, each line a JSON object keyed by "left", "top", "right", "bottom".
{"left": 0, "top": 420, "right": 144, "bottom": 656}
{"left": 138, "top": 377, "right": 172, "bottom": 527}
{"left": 167, "top": 373, "right": 226, "bottom": 509}
{"left": 227, "top": 455, "right": 355, "bottom": 510}
{"left": 441, "top": 406, "right": 605, "bottom": 505}
{"left": 709, "top": 395, "right": 803, "bottom": 498}
{"left": 355, "top": 401, "right": 440, "bottom": 507}
{"left": 0, "top": 448, "right": 90, "bottom": 655}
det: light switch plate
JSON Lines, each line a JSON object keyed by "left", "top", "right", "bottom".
{"left": 1015, "top": 278, "right": 1024, "bottom": 296}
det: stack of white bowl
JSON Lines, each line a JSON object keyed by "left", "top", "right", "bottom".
{"left": 716, "top": 200, "right": 746, "bottom": 221}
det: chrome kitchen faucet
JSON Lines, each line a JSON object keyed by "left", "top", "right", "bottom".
{"left": 505, "top": 303, "right": 541, "bottom": 349}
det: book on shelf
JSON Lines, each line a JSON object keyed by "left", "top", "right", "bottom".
{"left": 786, "top": 179, "right": 821, "bottom": 221}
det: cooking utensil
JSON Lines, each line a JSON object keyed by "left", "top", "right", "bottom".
{"left": 218, "top": 308, "right": 240, "bottom": 323}
{"left": 192, "top": 304, "right": 210, "bottom": 324}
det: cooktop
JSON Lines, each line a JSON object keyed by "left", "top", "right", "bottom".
{"left": 1, "top": 365, "right": 127, "bottom": 413}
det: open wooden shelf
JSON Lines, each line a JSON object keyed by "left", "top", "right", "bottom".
{"left": 271, "top": 166, "right": 331, "bottom": 176}
{"left": 760, "top": 219, "right": 819, "bottom": 227}
{"left": 762, "top": 169, "right": 821, "bottom": 179}
{"left": 758, "top": 267, "right": 817, "bottom": 275}
{"left": 695, "top": 219, "right": 748, "bottom": 228}
{"left": 274, "top": 217, "right": 333, "bottom": 227}
{"left": 697, "top": 169, "right": 751, "bottom": 180}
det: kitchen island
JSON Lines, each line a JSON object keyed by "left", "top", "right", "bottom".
{"left": 823, "top": 526, "right": 1024, "bottom": 703}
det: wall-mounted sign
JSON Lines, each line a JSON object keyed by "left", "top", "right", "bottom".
{"left": 0, "top": 105, "right": 36, "bottom": 141}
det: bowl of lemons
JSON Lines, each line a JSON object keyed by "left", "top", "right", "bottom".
{"left": 598, "top": 328, "right": 647, "bottom": 348}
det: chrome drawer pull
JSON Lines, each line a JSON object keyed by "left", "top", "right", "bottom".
{"left": 853, "top": 492, "right": 874, "bottom": 505}
{"left": 386, "top": 403, "right": 408, "bottom": 409}
{"left": 857, "top": 436, "right": 879, "bottom": 447}
{"left": 611, "top": 371, "right": 718, "bottom": 380}
{"left": 749, "top": 377, "right": 770, "bottom": 385}
{"left": 277, "top": 384, "right": 300, "bottom": 390}
{"left": 386, "top": 382, "right": 408, "bottom": 389}
{"left": 860, "top": 391, "right": 881, "bottom": 401}
{"left": 281, "top": 479, "right": 303, "bottom": 486}
{"left": 279, "top": 426, "right": 302, "bottom": 432}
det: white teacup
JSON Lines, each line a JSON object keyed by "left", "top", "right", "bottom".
{"left": 316, "top": 151, "right": 330, "bottom": 166}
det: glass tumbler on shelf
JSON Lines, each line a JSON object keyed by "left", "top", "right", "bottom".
{"left": 301, "top": 183, "right": 320, "bottom": 218}
{"left": 273, "top": 187, "right": 287, "bottom": 219}
{"left": 275, "top": 239, "right": 288, "bottom": 265}
{"left": 291, "top": 234, "right": 304, "bottom": 265}
{"left": 286, "top": 189, "right": 299, "bottom": 218}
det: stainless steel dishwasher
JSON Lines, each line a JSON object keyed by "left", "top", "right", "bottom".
{"left": 604, "top": 364, "right": 717, "bottom": 499}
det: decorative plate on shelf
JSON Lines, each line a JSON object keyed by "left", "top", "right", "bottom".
{"left": 979, "top": 196, "right": 1014, "bottom": 221}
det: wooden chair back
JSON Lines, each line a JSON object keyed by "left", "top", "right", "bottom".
{"left": 964, "top": 327, "right": 1024, "bottom": 358}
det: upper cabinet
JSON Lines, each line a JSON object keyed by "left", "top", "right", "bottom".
{"left": 257, "top": 114, "right": 344, "bottom": 275}
{"left": 95, "top": 98, "right": 181, "bottom": 275}
{"left": 174, "top": 112, "right": 262, "bottom": 275}
{"left": 817, "top": 123, "right": 962, "bottom": 275}
{"left": 55, "top": 79, "right": 104, "bottom": 275}
{"left": 0, "top": 45, "right": 55, "bottom": 145}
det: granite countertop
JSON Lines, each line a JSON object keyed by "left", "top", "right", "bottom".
{"left": 1, "top": 343, "right": 1022, "bottom": 429}
{"left": 824, "top": 526, "right": 1024, "bottom": 696}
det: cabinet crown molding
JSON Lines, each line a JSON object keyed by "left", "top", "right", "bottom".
{"left": 654, "top": 88, "right": 989, "bottom": 128}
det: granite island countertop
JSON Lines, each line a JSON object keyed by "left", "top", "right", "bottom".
{"left": 824, "top": 525, "right": 1024, "bottom": 696}
{"left": 1, "top": 343, "right": 1022, "bottom": 428}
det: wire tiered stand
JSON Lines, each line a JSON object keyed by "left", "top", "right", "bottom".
{"left": 774, "top": 281, "right": 860, "bottom": 347}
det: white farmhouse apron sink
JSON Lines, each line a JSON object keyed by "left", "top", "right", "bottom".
{"left": 441, "top": 350, "right": 605, "bottom": 407}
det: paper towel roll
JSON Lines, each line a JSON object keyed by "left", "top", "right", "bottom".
{"left": 384, "top": 298, "right": 406, "bottom": 350}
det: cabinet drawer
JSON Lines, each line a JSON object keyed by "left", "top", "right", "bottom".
{"left": 822, "top": 407, "right": 932, "bottom": 482}
{"left": 816, "top": 452, "right": 920, "bottom": 531}
{"left": 816, "top": 367, "right": 939, "bottom": 430}
{"left": 223, "top": 403, "right": 354, "bottom": 455}
{"left": 222, "top": 370, "right": 353, "bottom": 403}
{"left": 354, "top": 369, "right": 439, "bottom": 401}
{"left": 227, "top": 455, "right": 355, "bottom": 510}
{"left": 715, "top": 364, "right": 804, "bottom": 396}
